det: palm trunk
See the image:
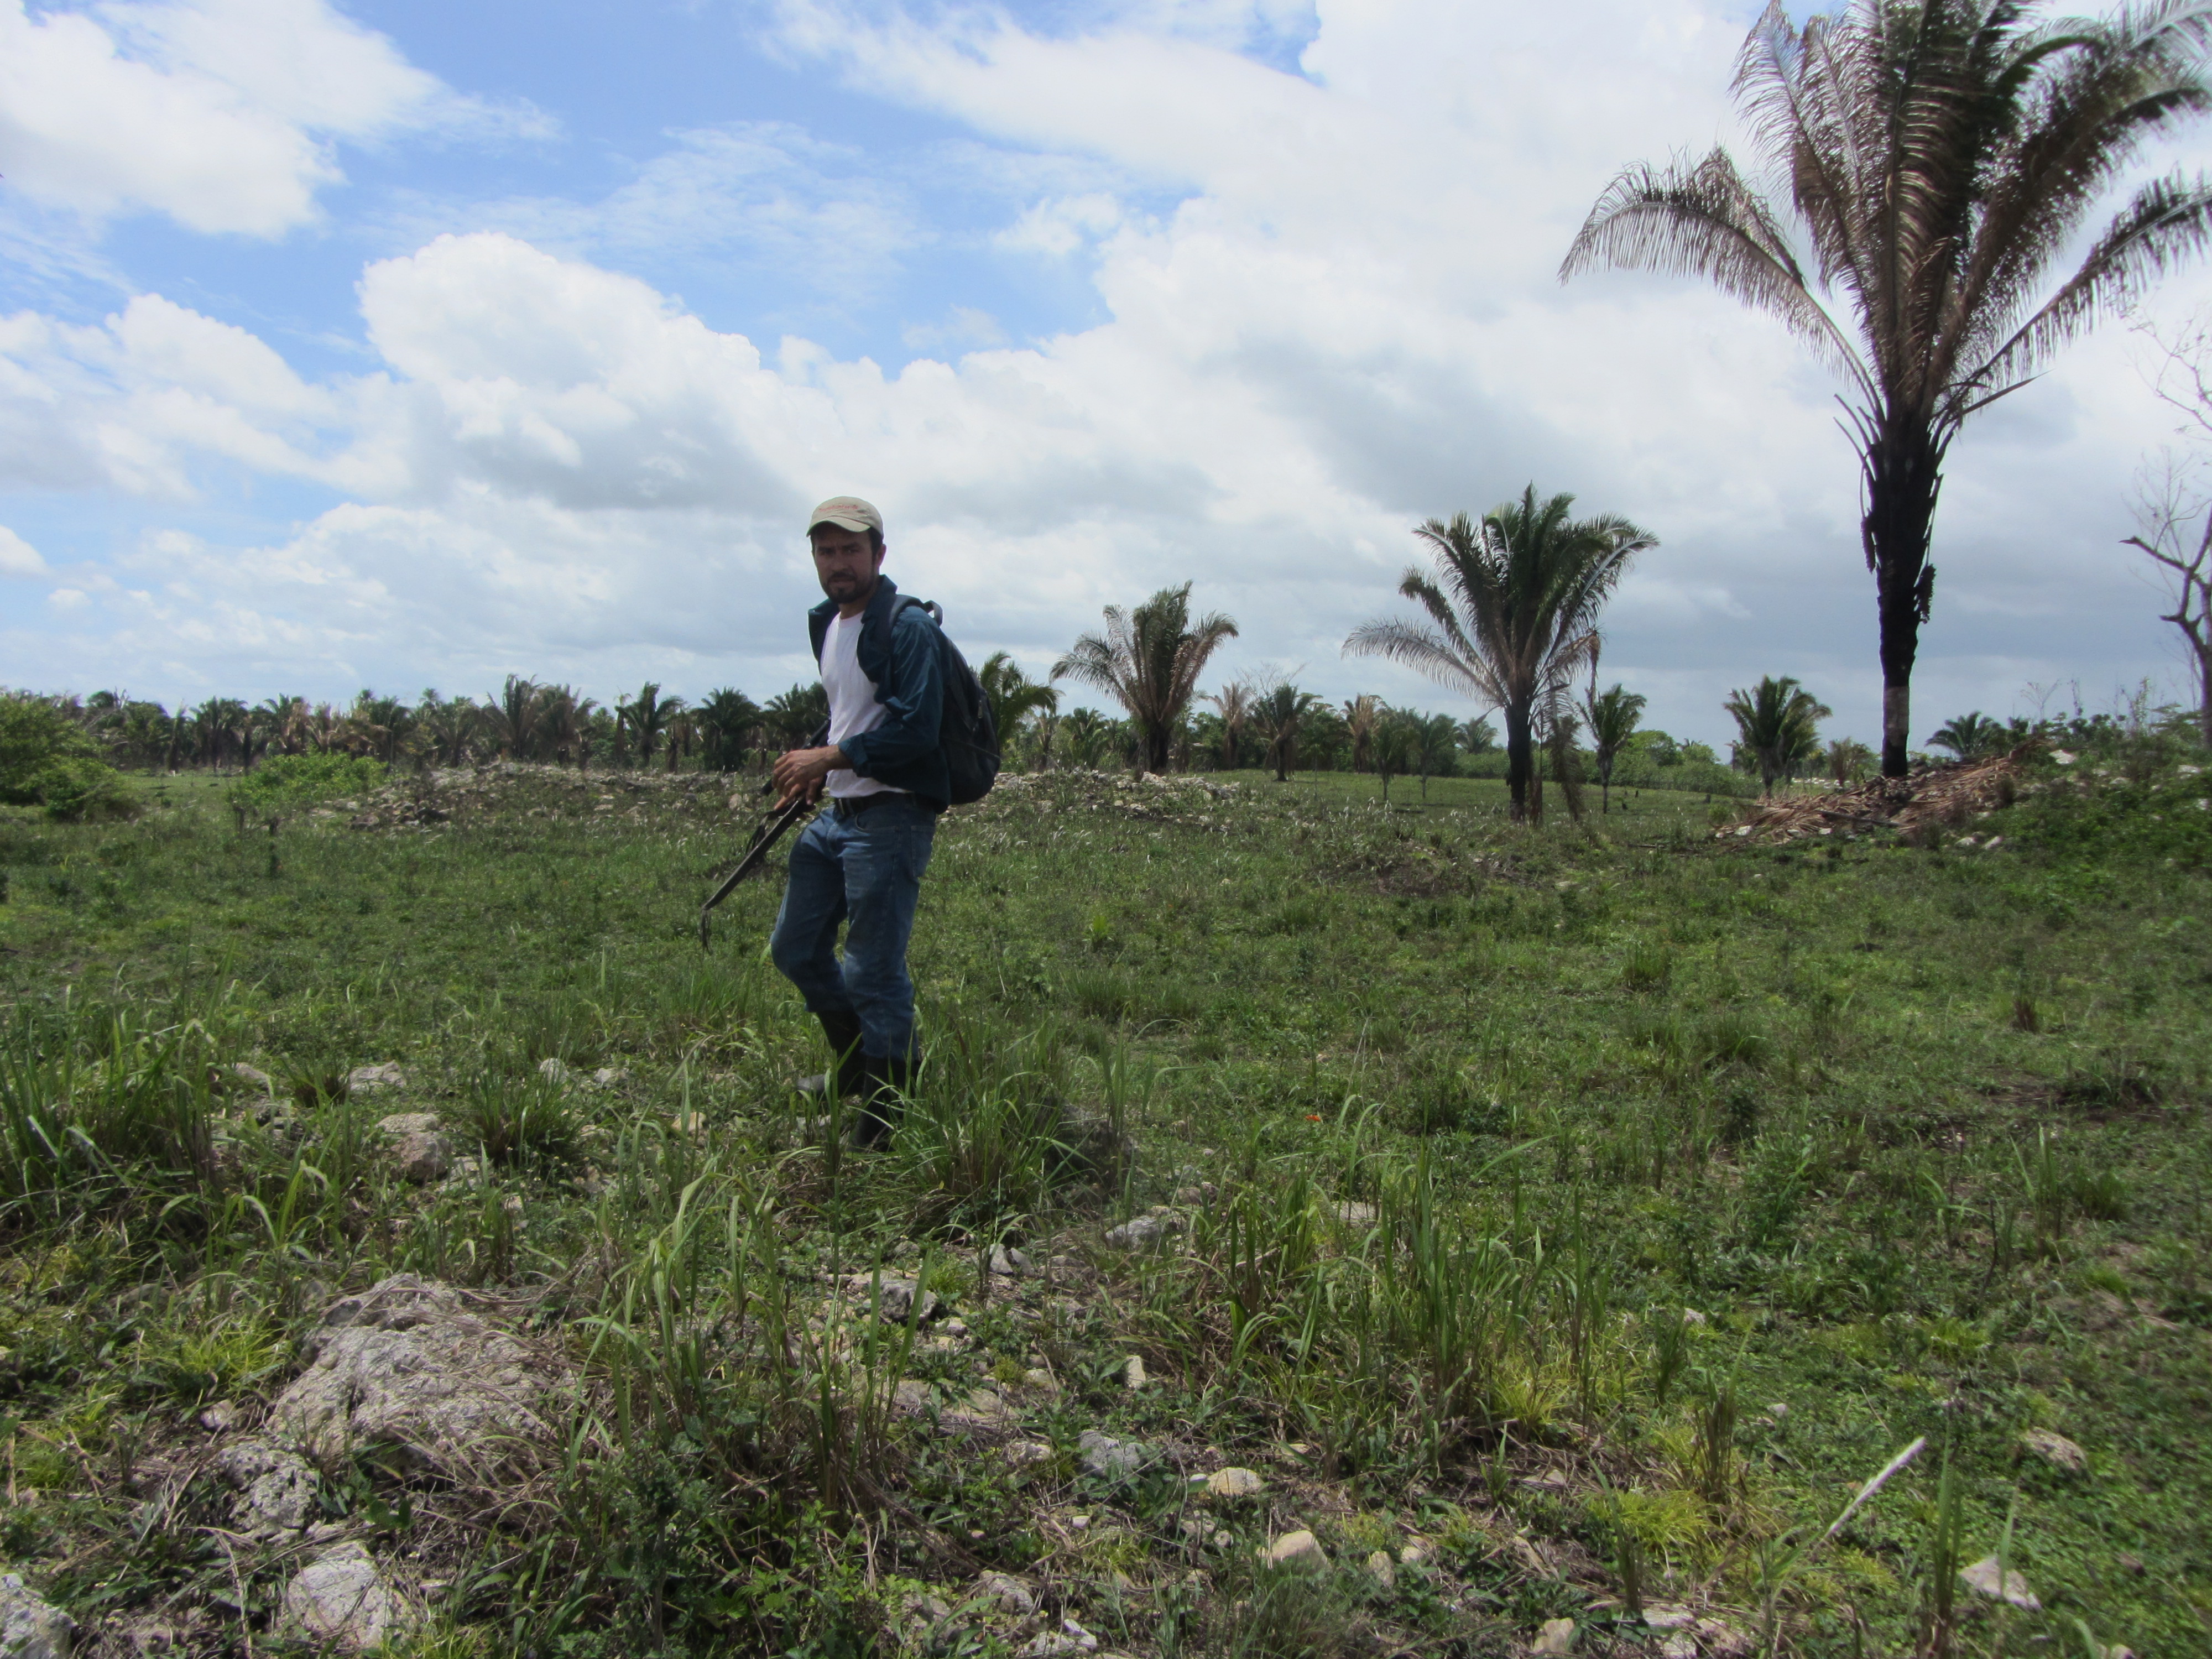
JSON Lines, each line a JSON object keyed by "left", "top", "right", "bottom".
{"left": 1145, "top": 722, "right": 1172, "bottom": 774}
{"left": 1864, "top": 413, "right": 1944, "bottom": 779}
{"left": 1504, "top": 702, "right": 1535, "bottom": 821}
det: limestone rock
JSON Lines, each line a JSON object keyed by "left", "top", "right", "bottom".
{"left": 1335, "top": 1201, "right": 1379, "bottom": 1227}
{"left": 1205, "top": 1466, "right": 1264, "bottom": 1497}
{"left": 392, "top": 1132, "right": 452, "bottom": 1184}
{"left": 1364, "top": 1548, "right": 1396, "bottom": 1589}
{"left": 1103, "top": 1212, "right": 1180, "bottom": 1250}
{"left": 941, "top": 1387, "right": 1013, "bottom": 1433}
{"left": 197, "top": 1400, "right": 239, "bottom": 1433}
{"left": 216, "top": 1439, "right": 317, "bottom": 1535}
{"left": 1960, "top": 1556, "right": 2039, "bottom": 1610}
{"left": 536, "top": 1058, "right": 569, "bottom": 1083}
{"left": 1532, "top": 1617, "right": 1577, "bottom": 1655}
{"left": 270, "top": 1275, "right": 566, "bottom": 1478}
{"left": 375, "top": 1113, "right": 442, "bottom": 1138}
{"left": 1020, "top": 1619, "right": 1098, "bottom": 1657}
{"left": 977, "top": 1573, "right": 1037, "bottom": 1617}
{"left": 1259, "top": 1530, "right": 1328, "bottom": 1572}
{"left": 989, "top": 1245, "right": 1034, "bottom": 1276}
{"left": 1121, "top": 1354, "right": 1147, "bottom": 1389}
{"left": 284, "top": 1542, "right": 405, "bottom": 1652}
{"left": 1022, "top": 1367, "right": 1060, "bottom": 1394}
{"left": 346, "top": 1063, "right": 405, "bottom": 1093}
{"left": 1077, "top": 1430, "right": 1157, "bottom": 1480}
{"left": 590, "top": 1067, "right": 630, "bottom": 1088}
{"left": 2020, "top": 1428, "right": 2087, "bottom": 1473}
{"left": 0, "top": 1573, "right": 76, "bottom": 1659}
{"left": 847, "top": 1274, "right": 938, "bottom": 1324}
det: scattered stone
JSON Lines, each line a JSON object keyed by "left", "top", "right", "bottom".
{"left": 590, "top": 1067, "right": 630, "bottom": 1088}
{"left": 1532, "top": 1616, "right": 1577, "bottom": 1655}
{"left": 977, "top": 1573, "right": 1037, "bottom": 1617}
{"left": 1658, "top": 1636, "right": 1696, "bottom": 1659}
{"left": 1205, "top": 1466, "right": 1264, "bottom": 1497}
{"left": 391, "top": 1131, "right": 452, "bottom": 1184}
{"left": 197, "top": 1400, "right": 239, "bottom": 1433}
{"left": 283, "top": 1541, "right": 405, "bottom": 1652}
{"left": 536, "top": 1058, "right": 569, "bottom": 1083}
{"left": 265, "top": 1275, "right": 568, "bottom": 1479}
{"left": 1364, "top": 1548, "right": 1396, "bottom": 1589}
{"left": 1004, "top": 1440, "right": 1055, "bottom": 1469}
{"left": 1399, "top": 1540, "right": 1432, "bottom": 1567}
{"left": 1020, "top": 1621, "right": 1099, "bottom": 1658}
{"left": 1077, "top": 1430, "right": 1158, "bottom": 1480}
{"left": 346, "top": 1062, "right": 405, "bottom": 1093}
{"left": 989, "top": 1245, "right": 1034, "bottom": 1276}
{"left": 1693, "top": 1619, "right": 1755, "bottom": 1659}
{"left": 1960, "top": 1556, "right": 2041, "bottom": 1610}
{"left": 0, "top": 1573, "right": 76, "bottom": 1659}
{"left": 1022, "top": 1368, "right": 1060, "bottom": 1394}
{"left": 376, "top": 1113, "right": 442, "bottom": 1138}
{"left": 228, "top": 1062, "right": 274, "bottom": 1094}
{"left": 2020, "top": 1428, "right": 2087, "bottom": 1473}
{"left": 847, "top": 1275, "right": 938, "bottom": 1324}
{"left": 1260, "top": 1530, "right": 1328, "bottom": 1572}
{"left": 1121, "top": 1354, "right": 1147, "bottom": 1389}
{"left": 216, "top": 1439, "right": 318, "bottom": 1534}
{"left": 1642, "top": 1606, "right": 1695, "bottom": 1630}
{"left": 1103, "top": 1212, "right": 1180, "bottom": 1250}
{"left": 1335, "top": 1201, "right": 1379, "bottom": 1227}
{"left": 941, "top": 1387, "right": 1014, "bottom": 1433}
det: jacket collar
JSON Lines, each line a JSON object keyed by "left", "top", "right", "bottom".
{"left": 808, "top": 573, "right": 899, "bottom": 627}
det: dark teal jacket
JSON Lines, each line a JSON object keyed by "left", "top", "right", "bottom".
{"left": 807, "top": 577, "right": 950, "bottom": 810}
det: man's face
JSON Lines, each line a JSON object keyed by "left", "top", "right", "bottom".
{"left": 810, "top": 525, "right": 883, "bottom": 607}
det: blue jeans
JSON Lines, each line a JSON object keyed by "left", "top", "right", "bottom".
{"left": 769, "top": 796, "right": 937, "bottom": 1062}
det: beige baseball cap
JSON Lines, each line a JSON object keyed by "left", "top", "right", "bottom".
{"left": 808, "top": 495, "right": 883, "bottom": 536}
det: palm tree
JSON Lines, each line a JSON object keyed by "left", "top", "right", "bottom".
{"left": 1827, "top": 735, "right": 1876, "bottom": 783}
{"left": 696, "top": 688, "right": 763, "bottom": 771}
{"left": 979, "top": 653, "right": 1060, "bottom": 767}
{"left": 489, "top": 676, "right": 541, "bottom": 760}
{"left": 1053, "top": 584, "right": 1239, "bottom": 774}
{"left": 1928, "top": 709, "right": 2008, "bottom": 759}
{"left": 1373, "top": 710, "right": 1417, "bottom": 805}
{"left": 1253, "top": 681, "right": 1324, "bottom": 781}
{"left": 1347, "top": 485, "right": 1655, "bottom": 821}
{"left": 1205, "top": 679, "right": 1256, "bottom": 770}
{"left": 1564, "top": 0, "right": 2212, "bottom": 779}
{"left": 1342, "top": 694, "right": 1382, "bottom": 773}
{"left": 1413, "top": 712, "right": 1460, "bottom": 800}
{"left": 762, "top": 684, "right": 829, "bottom": 750}
{"left": 418, "top": 693, "right": 481, "bottom": 767}
{"left": 1457, "top": 715, "right": 1499, "bottom": 757}
{"left": 539, "top": 687, "right": 598, "bottom": 768}
{"left": 1726, "top": 675, "right": 1833, "bottom": 796}
{"left": 1583, "top": 682, "right": 1648, "bottom": 813}
{"left": 618, "top": 682, "right": 683, "bottom": 768}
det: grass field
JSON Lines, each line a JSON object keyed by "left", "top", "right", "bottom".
{"left": 0, "top": 749, "right": 2207, "bottom": 1657}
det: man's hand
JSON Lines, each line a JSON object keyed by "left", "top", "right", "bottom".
{"left": 771, "top": 744, "right": 847, "bottom": 807}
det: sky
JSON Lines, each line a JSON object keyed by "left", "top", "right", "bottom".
{"left": 3, "top": 0, "right": 2211, "bottom": 749}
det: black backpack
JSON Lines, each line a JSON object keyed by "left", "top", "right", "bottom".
{"left": 896, "top": 598, "right": 999, "bottom": 805}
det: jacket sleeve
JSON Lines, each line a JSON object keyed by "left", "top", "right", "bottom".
{"left": 838, "top": 608, "right": 942, "bottom": 778}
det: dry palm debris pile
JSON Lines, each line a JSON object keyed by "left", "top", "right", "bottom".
{"left": 1716, "top": 748, "right": 2030, "bottom": 846}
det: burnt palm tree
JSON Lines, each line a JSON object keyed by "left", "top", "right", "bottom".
{"left": 1347, "top": 486, "right": 1654, "bottom": 820}
{"left": 1583, "top": 682, "right": 1648, "bottom": 813}
{"left": 1726, "top": 675, "right": 1833, "bottom": 795}
{"left": 1565, "top": 0, "right": 2212, "bottom": 777}
{"left": 979, "top": 653, "right": 1060, "bottom": 764}
{"left": 1053, "top": 583, "right": 1239, "bottom": 774}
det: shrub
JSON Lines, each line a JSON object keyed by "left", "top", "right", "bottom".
{"left": 228, "top": 752, "right": 387, "bottom": 821}
{"left": 0, "top": 695, "right": 133, "bottom": 821}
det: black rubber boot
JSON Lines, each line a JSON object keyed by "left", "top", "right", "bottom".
{"left": 851, "top": 1054, "right": 914, "bottom": 1150}
{"left": 797, "top": 1011, "right": 867, "bottom": 1099}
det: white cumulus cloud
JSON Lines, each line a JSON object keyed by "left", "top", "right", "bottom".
{"left": 0, "top": 524, "right": 47, "bottom": 576}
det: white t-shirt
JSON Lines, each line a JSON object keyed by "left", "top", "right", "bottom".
{"left": 821, "top": 609, "right": 904, "bottom": 799}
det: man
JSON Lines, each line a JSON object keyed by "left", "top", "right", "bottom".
{"left": 769, "top": 497, "right": 947, "bottom": 1146}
